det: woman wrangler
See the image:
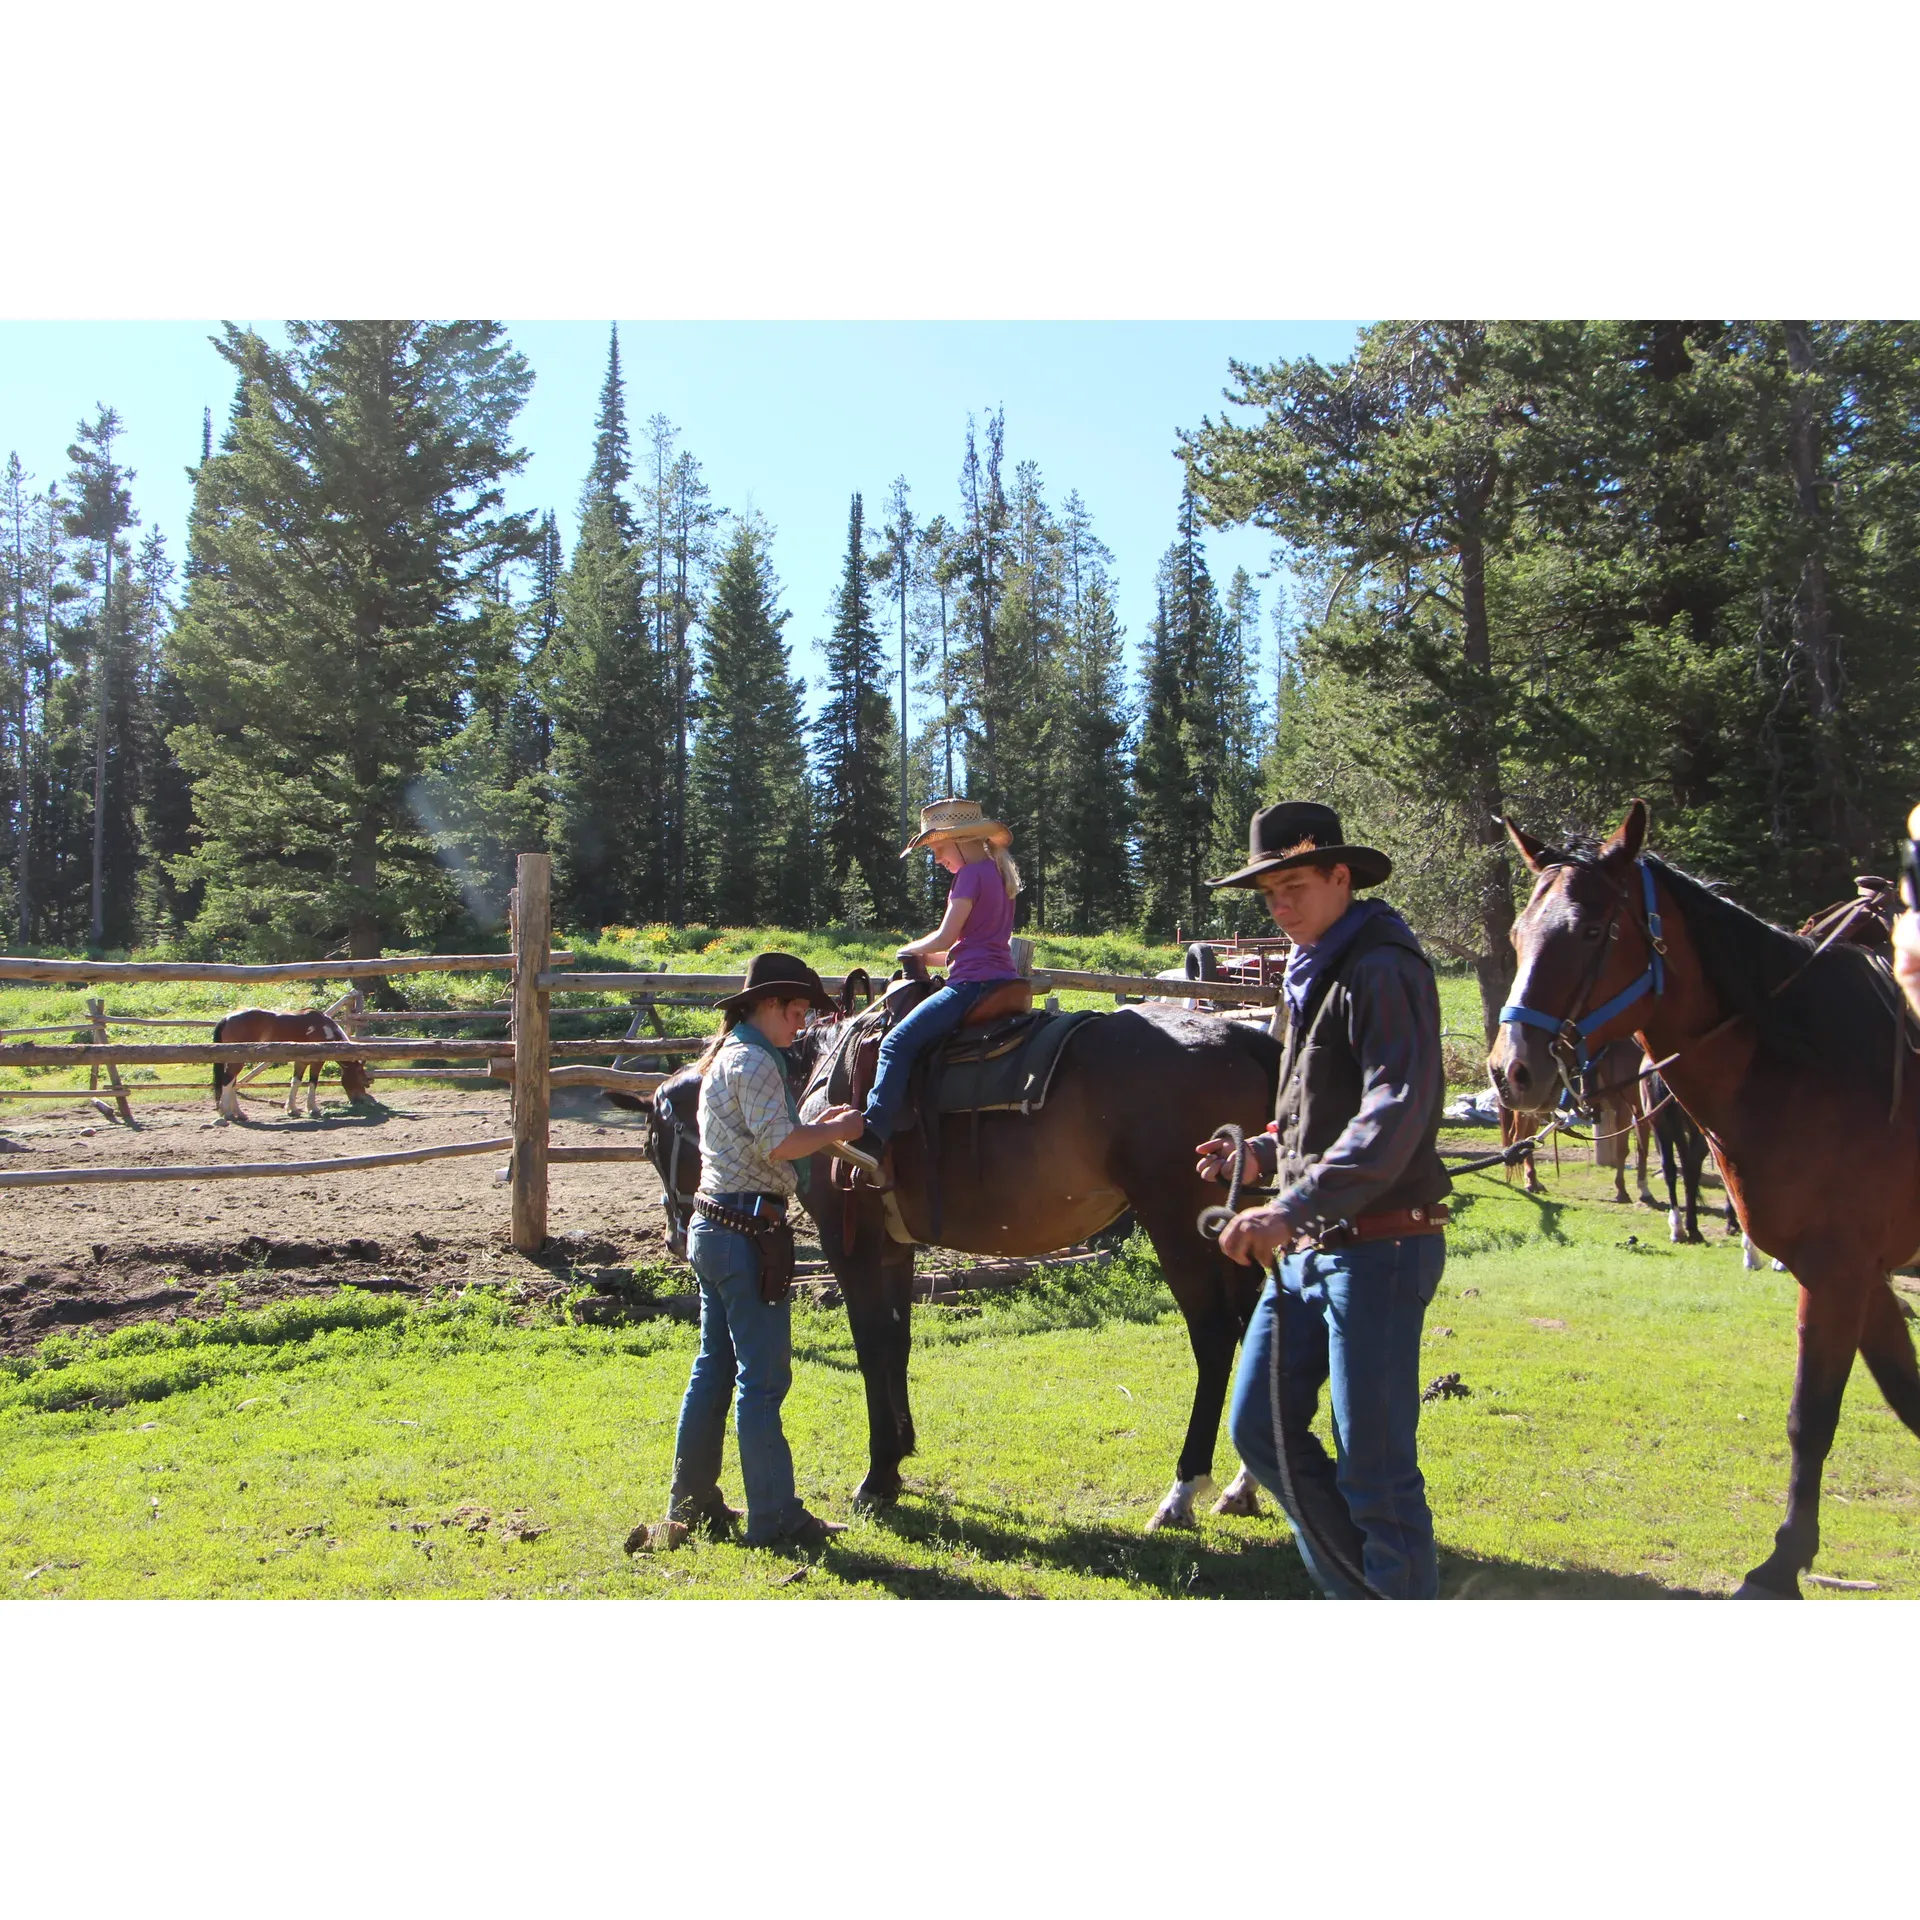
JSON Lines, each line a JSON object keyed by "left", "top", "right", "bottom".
{"left": 639, "top": 952, "right": 864, "bottom": 1554}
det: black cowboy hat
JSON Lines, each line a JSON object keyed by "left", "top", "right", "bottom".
{"left": 716, "top": 951, "right": 837, "bottom": 1017}
{"left": 1206, "top": 801, "right": 1393, "bottom": 892}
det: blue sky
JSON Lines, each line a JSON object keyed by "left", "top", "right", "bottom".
{"left": 0, "top": 320, "right": 1360, "bottom": 712}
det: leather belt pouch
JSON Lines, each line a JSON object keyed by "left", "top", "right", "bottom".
{"left": 694, "top": 1195, "right": 797, "bottom": 1305}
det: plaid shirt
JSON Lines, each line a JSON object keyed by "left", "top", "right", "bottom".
{"left": 697, "top": 1031, "right": 800, "bottom": 1201}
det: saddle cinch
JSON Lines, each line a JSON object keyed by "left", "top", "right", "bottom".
{"left": 826, "top": 974, "right": 1100, "bottom": 1246}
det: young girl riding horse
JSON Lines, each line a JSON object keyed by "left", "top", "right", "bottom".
{"left": 845, "top": 798, "right": 1025, "bottom": 1172}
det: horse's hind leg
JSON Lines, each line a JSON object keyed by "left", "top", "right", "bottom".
{"left": 1858, "top": 1280, "right": 1920, "bottom": 1440}
{"left": 1738, "top": 1278, "right": 1868, "bottom": 1598}
{"left": 1138, "top": 1218, "right": 1250, "bottom": 1532}
{"left": 1681, "top": 1135, "right": 1708, "bottom": 1244}
{"left": 286, "top": 1066, "right": 303, "bottom": 1117}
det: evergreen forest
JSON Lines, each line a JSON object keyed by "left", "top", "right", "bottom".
{"left": 3, "top": 320, "right": 1916, "bottom": 1041}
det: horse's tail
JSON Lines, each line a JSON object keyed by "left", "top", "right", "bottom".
{"left": 211, "top": 1014, "right": 228, "bottom": 1093}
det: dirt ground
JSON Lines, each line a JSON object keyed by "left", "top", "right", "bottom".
{"left": 0, "top": 1087, "right": 676, "bottom": 1355}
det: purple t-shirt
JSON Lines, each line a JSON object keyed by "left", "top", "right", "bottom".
{"left": 947, "top": 858, "right": 1017, "bottom": 982}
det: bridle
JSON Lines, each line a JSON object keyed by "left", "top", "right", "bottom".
{"left": 646, "top": 1089, "right": 697, "bottom": 1258}
{"left": 1499, "top": 857, "right": 1668, "bottom": 1106}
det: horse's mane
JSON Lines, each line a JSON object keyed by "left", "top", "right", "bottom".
{"left": 1573, "top": 850, "right": 1905, "bottom": 1076}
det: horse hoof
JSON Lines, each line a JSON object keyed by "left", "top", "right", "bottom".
{"left": 1145, "top": 1475, "right": 1213, "bottom": 1532}
{"left": 1211, "top": 1482, "right": 1263, "bottom": 1518}
{"left": 851, "top": 1481, "right": 899, "bottom": 1512}
{"left": 1733, "top": 1572, "right": 1802, "bottom": 1599}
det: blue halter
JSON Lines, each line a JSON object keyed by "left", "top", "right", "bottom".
{"left": 1499, "top": 858, "right": 1666, "bottom": 1076}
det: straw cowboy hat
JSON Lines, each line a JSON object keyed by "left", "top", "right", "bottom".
{"left": 1206, "top": 800, "right": 1393, "bottom": 891}
{"left": 899, "top": 797, "right": 1013, "bottom": 858}
{"left": 715, "top": 951, "right": 837, "bottom": 1017}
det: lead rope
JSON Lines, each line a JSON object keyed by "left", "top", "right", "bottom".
{"left": 1199, "top": 1123, "right": 1384, "bottom": 1601}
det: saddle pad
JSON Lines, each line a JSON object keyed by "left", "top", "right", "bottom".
{"left": 928, "top": 1010, "right": 1101, "bottom": 1116}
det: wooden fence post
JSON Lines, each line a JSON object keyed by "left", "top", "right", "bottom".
{"left": 88, "top": 997, "right": 134, "bottom": 1125}
{"left": 510, "top": 853, "right": 551, "bottom": 1253}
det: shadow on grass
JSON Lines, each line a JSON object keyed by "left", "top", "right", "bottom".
{"left": 823, "top": 1488, "right": 1706, "bottom": 1600}
{"left": 851, "top": 1490, "right": 1320, "bottom": 1599}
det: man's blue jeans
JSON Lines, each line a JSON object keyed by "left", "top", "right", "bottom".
{"left": 863, "top": 978, "right": 1001, "bottom": 1140}
{"left": 1228, "top": 1234, "right": 1445, "bottom": 1599}
{"left": 672, "top": 1206, "right": 806, "bottom": 1545}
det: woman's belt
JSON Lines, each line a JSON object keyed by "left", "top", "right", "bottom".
{"left": 693, "top": 1193, "right": 787, "bottom": 1237}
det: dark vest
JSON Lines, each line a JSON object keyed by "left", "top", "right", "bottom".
{"left": 1272, "top": 915, "right": 1451, "bottom": 1221}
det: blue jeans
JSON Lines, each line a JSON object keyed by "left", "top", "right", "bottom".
{"left": 672, "top": 1204, "right": 806, "bottom": 1545}
{"left": 1228, "top": 1234, "right": 1445, "bottom": 1599}
{"left": 863, "top": 978, "right": 1004, "bottom": 1140}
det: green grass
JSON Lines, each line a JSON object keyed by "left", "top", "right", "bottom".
{"left": 5, "top": 1163, "right": 1916, "bottom": 1599}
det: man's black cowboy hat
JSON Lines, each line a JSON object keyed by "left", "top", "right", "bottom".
{"left": 716, "top": 951, "right": 837, "bottom": 1017}
{"left": 1206, "top": 801, "right": 1393, "bottom": 892}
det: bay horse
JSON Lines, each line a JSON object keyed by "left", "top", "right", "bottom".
{"left": 646, "top": 1000, "right": 1280, "bottom": 1532}
{"left": 1489, "top": 799, "right": 1920, "bottom": 1597}
{"left": 211, "top": 1008, "right": 373, "bottom": 1119}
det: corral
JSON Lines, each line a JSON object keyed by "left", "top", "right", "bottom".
{"left": 0, "top": 854, "right": 1283, "bottom": 1351}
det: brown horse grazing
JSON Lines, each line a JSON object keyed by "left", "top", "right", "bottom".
{"left": 211, "top": 1008, "right": 373, "bottom": 1119}
{"left": 1488, "top": 799, "right": 1920, "bottom": 1598}
{"left": 648, "top": 1003, "right": 1280, "bottom": 1531}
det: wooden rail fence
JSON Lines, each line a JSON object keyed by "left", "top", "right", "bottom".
{"left": 0, "top": 850, "right": 1284, "bottom": 1249}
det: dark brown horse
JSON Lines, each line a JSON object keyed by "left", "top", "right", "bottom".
{"left": 1489, "top": 799, "right": 1920, "bottom": 1597}
{"left": 647, "top": 1002, "right": 1280, "bottom": 1530}
{"left": 212, "top": 1008, "right": 372, "bottom": 1119}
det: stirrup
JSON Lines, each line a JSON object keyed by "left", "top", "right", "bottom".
{"left": 831, "top": 1139, "right": 883, "bottom": 1178}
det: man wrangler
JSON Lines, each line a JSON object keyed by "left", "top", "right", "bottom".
{"left": 1195, "top": 801, "right": 1451, "bottom": 1599}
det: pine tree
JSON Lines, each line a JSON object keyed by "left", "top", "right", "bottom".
{"left": 915, "top": 513, "right": 961, "bottom": 799}
{"left": 869, "top": 476, "right": 917, "bottom": 850}
{"left": 952, "top": 411, "right": 1009, "bottom": 805}
{"left": 547, "top": 497, "right": 665, "bottom": 925}
{"left": 1053, "top": 494, "right": 1133, "bottom": 933}
{"left": 814, "top": 493, "right": 904, "bottom": 926}
{"left": 3, "top": 455, "right": 34, "bottom": 940}
{"left": 663, "top": 449, "right": 720, "bottom": 919}
{"left": 1208, "top": 566, "right": 1266, "bottom": 934}
{"left": 1132, "top": 484, "right": 1226, "bottom": 938}
{"left": 169, "top": 321, "right": 536, "bottom": 960}
{"left": 65, "top": 406, "right": 138, "bottom": 949}
{"left": 581, "top": 324, "right": 635, "bottom": 538}
{"left": 689, "top": 514, "right": 808, "bottom": 925}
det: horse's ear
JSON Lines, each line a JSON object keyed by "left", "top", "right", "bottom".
{"left": 1600, "top": 798, "right": 1651, "bottom": 865}
{"left": 1502, "top": 815, "right": 1563, "bottom": 875}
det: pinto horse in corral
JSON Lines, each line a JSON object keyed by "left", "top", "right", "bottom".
{"left": 1489, "top": 799, "right": 1920, "bottom": 1598}
{"left": 211, "top": 1008, "right": 373, "bottom": 1119}
{"left": 646, "top": 997, "right": 1280, "bottom": 1532}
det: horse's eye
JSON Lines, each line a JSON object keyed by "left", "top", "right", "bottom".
{"left": 1579, "top": 918, "right": 1602, "bottom": 941}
